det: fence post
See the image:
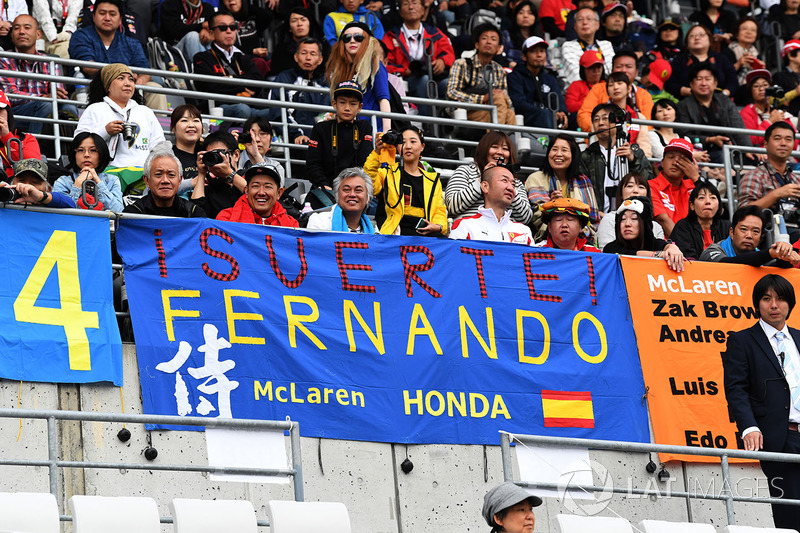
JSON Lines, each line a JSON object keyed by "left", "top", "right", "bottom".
{"left": 500, "top": 432, "right": 514, "bottom": 482}
{"left": 720, "top": 454, "right": 736, "bottom": 525}
{"left": 290, "top": 421, "right": 304, "bottom": 501}
{"left": 47, "top": 415, "right": 58, "bottom": 498}
{"left": 279, "top": 87, "right": 292, "bottom": 182}
{"left": 49, "top": 59, "right": 61, "bottom": 159}
{"left": 723, "top": 144, "right": 736, "bottom": 221}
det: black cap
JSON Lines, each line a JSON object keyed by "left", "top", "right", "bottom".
{"left": 244, "top": 163, "right": 283, "bottom": 187}
{"left": 333, "top": 80, "right": 364, "bottom": 101}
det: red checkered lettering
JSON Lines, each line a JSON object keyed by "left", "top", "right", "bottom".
{"left": 265, "top": 235, "right": 308, "bottom": 289}
{"left": 399, "top": 245, "right": 442, "bottom": 298}
{"left": 199, "top": 227, "right": 240, "bottom": 282}
{"left": 460, "top": 247, "right": 494, "bottom": 299}
{"left": 335, "top": 241, "right": 376, "bottom": 293}
{"left": 521, "top": 252, "right": 561, "bottom": 302}
{"left": 586, "top": 256, "right": 597, "bottom": 306}
{"left": 154, "top": 229, "right": 167, "bottom": 278}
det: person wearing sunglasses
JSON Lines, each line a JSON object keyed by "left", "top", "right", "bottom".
{"left": 774, "top": 40, "right": 800, "bottom": 118}
{"left": 193, "top": 10, "right": 272, "bottom": 120}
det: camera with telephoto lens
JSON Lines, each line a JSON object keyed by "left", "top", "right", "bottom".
{"left": 0, "top": 187, "right": 20, "bottom": 202}
{"left": 202, "top": 149, "right": 226, "bottom": 167}
{"left": 782, "top": 203, "right": 800, "bottom": 226}
{"left": 121, "top": 122, "right": 136, "bottom": 142}
{"left": 765, "top": 85, "right": 786, "bottom": 99}
{"left": 381, "top": 129, "right": 403, "bottom": 146}
{"left": 239, "top": 132, "right": 252, "bottom": 144}
{"left": 610, "top": 107, "right": 631, "bottom": 124}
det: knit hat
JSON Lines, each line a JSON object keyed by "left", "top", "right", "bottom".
{"left": 482, "top": 482, "right": 542, "bottom": 528}
{"left": 340, "top": 21, "right": 372, "bottom": 38}
{"left": 101, "top": 63, "right": 133, "bottom": 92}
{"left": 540, "top": 197, "right": 591, "bottom": 226}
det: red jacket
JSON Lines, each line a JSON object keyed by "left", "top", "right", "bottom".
{"left": 740, "top": 105, "right": 800, "bottom": 149}
{"left": 1, "top": 131, "right": 41, "bottom": 177}
{"left": 382, "top": 24, "right": 455, "bottom": 77}
{"left": 216, "top": 194, "right": 299, "bottom": 227}
{"left": 565, "top": 80, "right": 592, "bottom": 114}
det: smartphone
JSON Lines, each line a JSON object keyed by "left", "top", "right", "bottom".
{"left": 416, "top": 218, "right": 428, "bottom": 230}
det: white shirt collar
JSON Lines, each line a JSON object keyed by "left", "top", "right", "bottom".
{"left": 760, "top": 318, "right": 790, "bottom": 340}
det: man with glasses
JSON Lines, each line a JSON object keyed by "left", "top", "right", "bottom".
{"left": 560, "top": 6, "right": 614, "bottom": 84}
{"left": 193, "top": 10, "right": 270, "bottom": 120}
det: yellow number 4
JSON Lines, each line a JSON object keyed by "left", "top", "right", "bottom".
{"left": 13, "top": 230, "right": 99, "bottom": 371}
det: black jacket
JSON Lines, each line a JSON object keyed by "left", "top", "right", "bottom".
{"left": 675, "top": 92, "right": 752, "bottom": 148}
{"left": 670, "top": 216, "right": 730, "bottom": 260}
{"left": 158, "top": 0, "right": 215, "bottom": 44}
{"left": 304, "top": 119, "right": 374, "bottom": 189}
{"left": 193, "top": 43, "right": 264, "bottom": 98}
{"left": 123, "top": 194, "right": 206, "bottom": 217}
{"left": 579, "top": 140, "right": 654, "bottom": 212}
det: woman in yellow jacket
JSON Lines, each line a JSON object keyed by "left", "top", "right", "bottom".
{"left": 364, "top": 127, "right": 448, "bottom": 236}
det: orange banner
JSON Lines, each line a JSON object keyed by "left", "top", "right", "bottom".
{"left": 621, "top": 257, "right": 800, "bottom": 463}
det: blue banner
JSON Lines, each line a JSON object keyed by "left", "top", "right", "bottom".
{"left": 0, "top": 209, "right": 122, "bottom": 385}
{"left": 117, "top": 218, "right": 648, "bottom": 444}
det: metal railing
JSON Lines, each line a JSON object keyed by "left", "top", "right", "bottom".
{"left": 0, "top": 408, "right": 303, "bottom": 526}
{"left": 500, "top": 432, "right": 800, "bottom": 526}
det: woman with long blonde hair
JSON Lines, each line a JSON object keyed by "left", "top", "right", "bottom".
{"left": 326, "top": 21, "right": 391, "bottom": 132}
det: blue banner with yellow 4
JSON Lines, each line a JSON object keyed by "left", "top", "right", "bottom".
{"left": 0, "top": 209, "right": 122, "bottom": 384}
{"left": 117, "top": 217, "right": 648, "bottom": 444}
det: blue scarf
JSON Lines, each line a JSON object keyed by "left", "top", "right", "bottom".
{"left": 719, "top": 235, "right": 737, "bottom": 257}
{"left": 330, "top": 204, "right": 375, "bottom": 233}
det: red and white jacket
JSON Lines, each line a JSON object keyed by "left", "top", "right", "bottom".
{"left": 449, "top": 206, "right": 533, "bottom": 245}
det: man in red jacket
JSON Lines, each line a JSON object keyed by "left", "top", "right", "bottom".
{"left": 216, "top": 163, "right": 299, "bottom": 227}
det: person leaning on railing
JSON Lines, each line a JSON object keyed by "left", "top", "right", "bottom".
{"left": 0, "top": 159, "right": 75, "bottom": 208}
{"left": 53, "top": 132, "right": 123, "bottom": 211}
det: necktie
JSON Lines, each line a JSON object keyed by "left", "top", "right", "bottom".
{"left": 776, "top": 331, "right": 800, "bottom": 410}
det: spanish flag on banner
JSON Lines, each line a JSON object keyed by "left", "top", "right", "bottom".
{"left": 541, "top": 390, "right": 594, "bottom": 428}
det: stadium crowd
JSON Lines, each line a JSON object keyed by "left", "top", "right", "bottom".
{"left": 0, "top": 0, "right": 799, "bottom": 268}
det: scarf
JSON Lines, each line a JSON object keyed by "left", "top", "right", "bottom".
{"left": 719, "top": 235, "right": 736, "bottom": 257}
{"left": 330, "top": 204, "right": 374, "bottom": 233}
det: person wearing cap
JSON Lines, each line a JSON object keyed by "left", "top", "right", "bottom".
{"left": 0, "top": 158, "right": 75, "bottom": 209}
{"left": 774, "top": 40, "right": 800, "bottom": 117}
{"left": 323, "top": 0, "right": 384, "bottom": 46}
{"left": 725, "top": 16, "right": 763, "bottom": 86}
{"left": 68, "top": 0, "right": 167, "bottom": 112}
{"left": 675, "top": 61, "right": 752, "bottom": 164}
{"left": 216, "top": 163, "right": 299, "bottom": 227}
{"left": 649, "top": 18, "right": 683, "bottom": 63}
{"left": 603, "top": 196, "right": 686, "bottom": 271}
{"left": 192, "top": 11, "right": 271, "bottom": 120}
{"left": 560, "top": 7, "right": 614, "bottom": 85}
{"left": 481, "top": 481, "right": 542, "bottom": 533}
{"left": 599, "top": 2, "right": 632, "bottom": 52}
{"left": 649, "top": 137, "right": 699, "bottom": 238}
{"left": 507, "top": 36, "right": 566, "bottom": 130}
{"left": 123, "top": 143, "right": 206, "bottom": 217}
{"left": 449, "top": 164, "right": 533, "bottom": 244}
{"left": 446, "top": 22, "right": 516, "bottom": 126}
{"left": 577, "top": 51, "right": 652, "bottom": 134}
{"left": 306, "top": 167, "right": 377, "bottom": 233}
{"left": 535, "top": 197, "right": 600, "bottom": 252}
{"left": 740, "top": 70, "right": 797, "bottom": 148}
{"left": 565, "top": 50, "right": 605, "bottom": 120}
{"left": 305, "top": 80, "right": 374, "bottom": 190}
{"left": 0, "top": 88, "right": 41, "bottom": 179}
{"left": 639, "top": 58, "right": 673, "bottom": 102}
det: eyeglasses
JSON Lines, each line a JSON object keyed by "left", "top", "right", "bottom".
{"left": 341, "top": 32, "right": 366, "bottom": 43}
{"left": 214, "top": 23, "right": 239, "bottom": 32}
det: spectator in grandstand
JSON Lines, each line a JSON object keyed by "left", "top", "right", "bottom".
{"left": 123, "top": 143, "right": 206, "bottom": 217}
{"left": 195, "top": 130, "right": 246, "bottom": 219}
{"left": 688, "top": 0, "right": 736, "bottom": 52}
{"left": 327, "top": 21, "right": 392, "bottom": 132}
{"left": 565, "top": 50, "right": 605, "bottom": 127}
{"left": 68, "top": 0, "right": 167, "bottom": 112}
{"left": 738, "top": 121, "right": 800, "bottom": 214}
{"left": 650, "top": 138, "right": 699, "bottom": 238}
{"left": 53, "top": 132, "right": 122, "bottom": 211}
{"left": 234, "top": 118, "right": 285, "bottom": 180}
{"left": 580, "top": 103, "right": 653, "bottom": 213}
{"left": 220, "top": 0, "right": 273, "bottom": 73}
{"left": 382, "top": 0, "right": 454, "bottom": 117}
{"left": 603, "top": 196, "right": 686, "bottom": 270}
{"left": 675, "top": 62, "right": 752, "bottom": 164}
{"left": 449, "top": 164, "right": 534, "bottom": 244}
{"left": 268, "top": 38, "right": 329, "bottom": 144}
{"left": 507, "top": 36, "right": 567, "bottom": 130}
{"left": 216, "top": 163, "right": 299, "bottom": 226}
{"left": 76, "top": 64, "right": 165, "bottom": 195}
{"left": 769, "top": 0, "right": 800, "bottom": 42}
{"left": 0, "top": 15, "right": 78, "bottom": 134}
{"left": 503, "top": 1, "right": 543, "bottom": 66}
{"left": 0, "top": 158, "right": 75, "bottom": 208}
{"left": 482, "top": 482, "right": 542, "bottom": 533}
{"left": 192, "top": 11, "right": 271, "bottom": 121}
{"left": 700, "top": 205, "right": 800, "bottom": 264}
{"left": 560, "top": 7, "right": 614, "bottom": 85}
{"left": 305, "top": 80, "right": 373, "bottom": 190}
{"left": 420, "top": 0, "right": 456, "bottom": 34}
{"left": 323, "top": 0, "right": 384, "bottom": 45}
{"left": 271, "top": 9, "right": 327, "bottom": 76}
{"left": 648, "top": 99, "right": 710, "bottom": 163}
{"left": 158, "top": 0, "right": 215, "bottom": 63}
{"left": 445, "top": 130, "right": 531, "bottom": 223}
{"left": 598, "top": 2, "right": 631, "bottom": 52}
{"left": 774, "top": 40, "right": 800, "bottom": 118}
{"left": 669, "top": 180, "right": 728, "bottom": 260}
{"left": 364, "top": 126, "right": 447, "bottom": 236}
{"left": 740, "top": 70, "right": 795, "bottom": 149}
{"left": 724, "top": 16, "right": 762, "bottom": 86}
{"left": 170, "top": 104, "right": 203, "bottom": 194}
{"left": 596, "top": 172, "right": 665, "bottom": 249}
{"left": 527, "top": 133, "right": 600, "bottom": 235}
{"left": 539, "top": 0, "right": 573, "bottom": 37}
{"left": 535, "top": 197, "right": 600, "bottom": 251}
{"left": 0, "top": 89, "right": 40, "bottom": 179}
{"left": 648, "top": 18, "right": 683, "bottom": 63}
{"left": 577, "top": 51, "right": 652, "bottom": 134}
{"left": 723, "top": 273, "right": 800, "bottom": 531}
{"left": 639, "top": 58, "right": 673, "bottom": 103}
{"left": 664, "top": 25, "right": 738, "bottom": 99}
{"left": 446, "top": 23, "right": 516, "bottom": 126}
{"left": 602, "top": 72, "right": 652, "bottom": 156}
{"left": 306, "top": 167, "right": 377, "bottom": 232}
{"left": 31, "top": 0, "right": 78, "bottom": 58}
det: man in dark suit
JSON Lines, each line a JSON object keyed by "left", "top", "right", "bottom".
{"left": 723, "top": 273, "right": 800, "bottom": 529}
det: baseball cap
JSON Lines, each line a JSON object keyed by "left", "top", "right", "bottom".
{"left": 0, "top": 90, "right": 11, "bottom": 109}
{"left": 540, "top": 197, "right": 592, "bottom": 226}
{"left": 658, "top": 18, "right": 680, "bottom": 30}
{"left": 13, "top": 158, "right": 48, "bottom": 182}
{"left": 601, "top": 2, "right": 626, "bottom": 19}
{"left": 244, "top": 162, "right": 283, "bottom": 188}
{"left": 783, "top": 39, "right": 800, "bottom": 57}
{"left": 579, "top": 50, "right": 604, "bottom": 68}
{"left": 745, "top": 68, "right": 771, "bottom": 85}
{"left": 648, "top": 59, "right": 672, "bottom": 90}
{"left": 663, "top": 138, "right": 695, "bottom": 161}
{"left": 333, "top": 80, "right": 364, "bottom": 101}
{"left": 482, "top": 482, "right": 542, "bottom": 528}
{"left": 522, "top": 36, "right": 548, "bottom": 52}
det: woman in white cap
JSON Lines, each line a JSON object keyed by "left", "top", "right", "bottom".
{"left": 482, "top": 481, "right": 542, "bottom": 533}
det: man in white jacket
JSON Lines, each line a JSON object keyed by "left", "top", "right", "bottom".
{"left": 560, "top": 7, "right": 614, "bottom": 84}
{"left": 449, "top": 165, "right": 533, "bottom": 245}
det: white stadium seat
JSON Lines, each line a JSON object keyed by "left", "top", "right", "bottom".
{"left": 267, "top": 500, "right": 351, "bottom": 533}
{"left": 69, "top": 495, "right": 160, "bottom": 533}
{"left": 0, "top": 492, "right": 59, "bottom": 533}
{"left": 555, "top": 513, "right": 634, "bottom": 533}
{"left": 171, "top": 498, "right": 258, "bottom": 533}
{"left": 637, "top": 519, "right": 717, "bottom": 533}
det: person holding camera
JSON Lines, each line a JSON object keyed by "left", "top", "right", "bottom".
{"left": 193, "top": 130, "right": 247, "bottom": 219}
{"left": 53, "top": 132, "right": 123, "bottom": 212}
{"left": 0, "top": 159, "right": 75, "bottom": 208}
{"left": 740, "top": 70, "right": 798, "bottom": 149}
{"left": 75, "top": 64, "right": 165, "bottom": 196}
